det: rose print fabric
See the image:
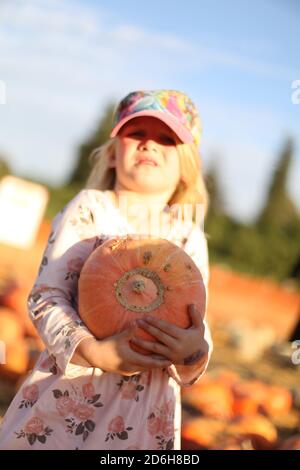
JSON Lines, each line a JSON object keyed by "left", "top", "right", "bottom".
{"left": 0, "top": 189, "right": 212, "bottom": 450}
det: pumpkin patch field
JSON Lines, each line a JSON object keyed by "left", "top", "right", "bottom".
{"left": 181, "top": 267, "right": 300, "bottom": 450}
{"left": 0, "top": 221, "right": 300, "bottom": 449}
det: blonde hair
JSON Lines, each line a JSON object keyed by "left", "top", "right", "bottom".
{"left": 85, "top": 138, "right": 209, "bottom": 222}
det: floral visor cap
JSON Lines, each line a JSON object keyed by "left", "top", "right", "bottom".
{"left": 110, "top": 90, "right": 202, "bottom": 146}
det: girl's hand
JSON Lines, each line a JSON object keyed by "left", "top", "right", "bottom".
{"left": 74, "top": 324, "right": 172, "bottom": 376}
{"left": 130, "top": 304, "right": 209, "bottom": 366}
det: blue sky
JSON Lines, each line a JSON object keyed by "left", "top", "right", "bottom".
{"left": 0, "top": 0, "right": 299, "bottom": 221}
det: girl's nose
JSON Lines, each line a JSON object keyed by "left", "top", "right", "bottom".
{"left": 138, "top": 139, "right": 158, "bottom": 152}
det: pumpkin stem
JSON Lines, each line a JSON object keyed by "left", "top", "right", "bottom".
{"left": 114, "top": 267, "right": 165, "bottom": 312}
{"left": 132, "top": 280, "right": 146, "bottom": 293}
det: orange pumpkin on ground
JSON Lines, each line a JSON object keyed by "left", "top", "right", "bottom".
{"left": 182, "top": 380, "right": 234, "bottom": 420}
{"left": 228, "top": 415, "right": 278, "bottom": 450}
{"left": 278, "top": 434, "right": 300, "bottom": 450}
{"left": 232, "top": 396, "right": 258, "bottom": 417}
{"left": 259, "top": 385, "right": 292, "bottom": 417}
{"left": 232, "top": 380, "right": 292, "bottom": 417}
{"left": 210, "top": 435, "right": 255, "bottom": 450}
{"left": 78, "top": 236, "right": 206, "bottom": 352}
{"left": 0, "top": 308, "right": 24, "bottom": 344}
{"left": 232, "top": 380, "right": 269, "bottom": 407}
{"left": 0, "top": 340, "right": 29, "bottom": 380}
{"left": 0, "top": 308, "right": 29, "bottom": 381}
{"left": 181, "top": 417, "right": 227, "bottom": 449}
{"left": 1, "top": 284, "right": 40, "bottom": 339}
{"left": 214, "top": 369, "right": 241, "bottom": 388}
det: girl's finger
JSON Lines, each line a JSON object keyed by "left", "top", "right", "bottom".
{"left": 119, "top": 322, "right": 138, "bottom": 339}
{"left": 139, "top": 317, "right": 181, "bottom": 339}
{"left": 137, "top": 320, "right": 177, "bottom": 347}
{"left": 188, "top": 304, "right": 204, "bottom": 329}
{"left": 151, "top": 354, "right": 170, "bottom": 361}
{"left": 130, "top": 336, "right": 170, "bottom": 356}
{"left": 130, "top": 348, "right": 172, "bottom": 368}
{"left": 146, "top": 357, "right": 172, "bottom": 368}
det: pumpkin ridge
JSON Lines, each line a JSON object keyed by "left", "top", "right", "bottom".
{"left": 150, "top": 244, "right": 179, "bottom": 273}
{"left": 102, "top": 237, "right": 133, "bottom": 273}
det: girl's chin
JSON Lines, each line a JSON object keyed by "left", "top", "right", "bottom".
{"left": 121, "top": 173, "right": 174, "bottom": 193}
{"left": 134, "top": 183, "right": 164, "bottom": 193}
{"left": 131, "top": 176, "right": 164, "bottom": 191}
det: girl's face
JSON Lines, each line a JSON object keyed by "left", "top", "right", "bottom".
{"left": 112, "top": 117, "right": 181, "bottom": 195}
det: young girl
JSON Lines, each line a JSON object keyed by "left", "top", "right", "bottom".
{"left": 0, "top": 89, "right": 212, "bottom": 450}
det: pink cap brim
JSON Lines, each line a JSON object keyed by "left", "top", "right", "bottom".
{"left": 110, "top": 110, "right": 193, "bottom": 144}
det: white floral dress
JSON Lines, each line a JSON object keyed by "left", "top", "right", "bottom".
{"left": 0, "top": 189, "right": 212, "bottom": 450}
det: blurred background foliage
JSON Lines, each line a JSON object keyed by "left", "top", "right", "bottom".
{"left": 205, "top": 136, "right": 300, "bottom": 288}
{"left": 1, "top": 103, "right": 299, "bottom": 289}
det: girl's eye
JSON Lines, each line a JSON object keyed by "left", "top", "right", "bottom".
{"left": 128, "top": 131, "right": 145, "bottom": 138}
{"left": 125, "top": 130, "right": 175, "bottom": 144}
{"left": 160, "top": 135, "right": 176, "bottom": 145}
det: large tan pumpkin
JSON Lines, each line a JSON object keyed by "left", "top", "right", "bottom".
{"left": 78, "top": 236, "right": 206, "bottom": 351}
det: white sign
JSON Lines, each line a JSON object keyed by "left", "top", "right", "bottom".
{"left": 0, "top": 175, "right": 49, "bottom": 248}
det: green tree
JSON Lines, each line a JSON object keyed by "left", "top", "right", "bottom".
{"left": 256, "top": 137, "right": 299, "bottom": 231}
{"left": 0, "top": 155, "right": 11, "bottom": 179}
{"left": 68, "top": 102, "right": 115, "bottom": 186}
{"left": 204, "top": 159, "right": 238, "bottom": 264}
{"left": 205, "top": 160, "right": 224, "bottom": 217}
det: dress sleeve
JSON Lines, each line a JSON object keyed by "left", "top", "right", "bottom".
{"left": 27, "top": 190, "right": 100, "bottom": 375}
{"left": 167, "top": 225, "right": 213, "bottom": 387}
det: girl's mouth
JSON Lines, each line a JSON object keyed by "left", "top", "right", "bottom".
{"left": 135, "top": 158, "right": 158, "bottom": 167}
